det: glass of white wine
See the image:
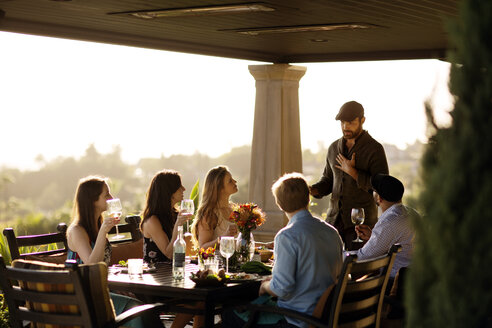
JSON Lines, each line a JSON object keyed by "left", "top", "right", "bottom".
{"left": 351, "top": 207, "right": 365, "bottom": 243}
{"left": 219, "top": 236, "right": 235, "bottom": 274}
{"left": 106, "top": 198, "right": 124, "bottom": 240}
{"left": 180, "top": 199, "right": 194, "bottom": 233}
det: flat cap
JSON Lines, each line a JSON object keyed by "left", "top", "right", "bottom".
{"left": 335, "top": 101, "right": 364, "bottom": 121}
{"left": 371, "top": 174, "right": 404, "bottom": 202}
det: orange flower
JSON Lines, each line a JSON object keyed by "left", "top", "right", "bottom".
{"left": 199, "top": 245, "right": 216, "bottom": 260}
{"left": 228, "top": 203, "right": 267, "bottom": 234}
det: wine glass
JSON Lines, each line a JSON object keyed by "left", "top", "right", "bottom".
{"left": 219, "top": 236, "right": 235, "bottom": 274}
{"left": 106, "top": 198, "right": 124, "bottom": 240}
{"left": 351, "top": 207, "right": 365, "bottom": 243}
{"left": 180, "top": 199, "right": 194, "bottom": 233}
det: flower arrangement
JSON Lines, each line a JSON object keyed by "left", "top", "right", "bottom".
{"left": 228, "top": 203, "right": 266, "bottom": 263}
{"left": 228, "top": 203, "right": 266, "bottom": 234}
{"left": 198, "top": 245, "right": 216, "bottom": 262}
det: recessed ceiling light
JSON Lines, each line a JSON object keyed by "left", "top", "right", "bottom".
{"left": 109, "top": 3, "right": 275, "bottom": 19}
{"left": 223, "top": 23, "right": 378, "bottom": 35}
{"left": 311, "top": 39, "right": 329, "bottom": 43}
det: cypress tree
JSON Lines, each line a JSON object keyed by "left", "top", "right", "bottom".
{"left": 407, "top": 0, "right": 492, "bottom": 327}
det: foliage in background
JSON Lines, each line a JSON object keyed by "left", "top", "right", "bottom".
{"left": 189, "top": 180, "right": 200, "bottom": 215}
{"left": 1, "top": 141, "right": 422, "bottom": 232}
{"left": 0, "top": 294, "right": 9, "bottom": 328}
{"left": 0, "top": 236, "right": 11, "bottom": 265}
{"left": 407, "top": 0, "right": 492, "bottom": 326}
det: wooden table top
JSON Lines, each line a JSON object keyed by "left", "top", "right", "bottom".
{"left": 108, "top": 262, "right": 262, "bottom": 302}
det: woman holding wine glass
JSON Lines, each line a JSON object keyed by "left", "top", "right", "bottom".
{"left": 191, "top": 165, "right": 238, "bottom": 249}
{"left": 140, "top": 169, "right": 193, "bottom": 264}
{"left": 67, "top": 176, "right": 116, "bottom": 265}
{"left": 67, "top": 176, "right": 162, "bottom": 327}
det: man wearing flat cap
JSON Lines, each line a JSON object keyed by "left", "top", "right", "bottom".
{"left": 310, "top": 101, "right": 388, "bottom": 250}
{"left": 355, "top": 174, "right": 419, "bottom": 278}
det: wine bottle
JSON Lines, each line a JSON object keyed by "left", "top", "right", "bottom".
{"left": 172, "top": 225, "right": 186, "bottom": 280}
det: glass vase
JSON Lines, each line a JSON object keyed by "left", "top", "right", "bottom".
{"left": 236, "top": 231, "right": 255, "bottom": 264}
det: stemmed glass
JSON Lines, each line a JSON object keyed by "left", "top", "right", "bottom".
{"left": 351, "top": 208, "right": 365, "bottom": 243}
{"left": 219, "top": 236, "right": 235, "bottom": 274}
{"left": 106, "top": 198, "right": 124, "bottom": 240}
{"left": 180, "top": 199, "right": 195, "bottom": 232}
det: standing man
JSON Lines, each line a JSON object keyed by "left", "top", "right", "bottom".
{"left": 310, "top": 101, "right": 388, "bottom": 250}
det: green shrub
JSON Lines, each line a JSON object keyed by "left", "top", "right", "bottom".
{"left": 0, "top": 237, "right": 11, "bottom": 265}
{"left": 407, "top": 0, "right": 492, "bottom": 327}
{"left": 0, "top": 294, "right": 9, "bottom": 328}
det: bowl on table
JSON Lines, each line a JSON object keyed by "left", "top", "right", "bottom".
{"left": 190, "top": 269, "right": 229, "bottom": 287}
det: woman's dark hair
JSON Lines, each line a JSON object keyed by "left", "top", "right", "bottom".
{"left": 141, "top": 170, "right": 182, "bottom": 239}
{"left": 71, "top": 176, "right": 107, "bottom": 243}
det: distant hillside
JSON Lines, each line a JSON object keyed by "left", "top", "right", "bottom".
{"left": 0, "top": 141, "right": 424, "bottom": 229}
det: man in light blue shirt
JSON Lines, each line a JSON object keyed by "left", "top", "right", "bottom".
{"left": 223, "top": 173, "right": 343, "bottom": 328}
{"left": 355, "top": 173, "right": 419, "bottom": 278}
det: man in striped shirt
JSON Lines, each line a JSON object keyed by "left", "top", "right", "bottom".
{"left": 355, "top": 173, "right": 420, "bottom": 278}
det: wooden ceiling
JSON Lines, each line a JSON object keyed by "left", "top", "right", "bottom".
{"left": 0, "top": 0, "right": 458, "bottom": 63}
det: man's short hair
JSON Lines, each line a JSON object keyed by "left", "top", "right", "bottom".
{"left": 272, "top": 173, "right": 310, "bottom": 213}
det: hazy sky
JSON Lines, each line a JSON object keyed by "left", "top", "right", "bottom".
{"left": 1, "top": 31, "right": 453, "bottom": 170}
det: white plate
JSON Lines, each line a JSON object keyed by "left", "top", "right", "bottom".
{"left": 228, "top": 272, "right": 260, "bottom": 281}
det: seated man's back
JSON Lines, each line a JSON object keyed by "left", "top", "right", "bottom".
{"left": 271, "top": 208, "right": 344, "bottom": 326}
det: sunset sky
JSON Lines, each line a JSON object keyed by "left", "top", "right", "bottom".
{"left": 1, "top": 31, "right": 453, "bottom": 170}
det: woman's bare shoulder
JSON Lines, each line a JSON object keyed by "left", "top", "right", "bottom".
{"left": 67, "top": 224, "right": 87, "bottom": 237}
{"left": 67, "top": 224, "right": 90, "bottom": 250}
{"left": 142, "top": 215, "right": 165, "bottom": 235}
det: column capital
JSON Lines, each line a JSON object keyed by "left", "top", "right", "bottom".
{"left": 248, "top": 64, "right": 306, "bottom": 82}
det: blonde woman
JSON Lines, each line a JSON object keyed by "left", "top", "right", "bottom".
{"left": 191, "top": 165, "right": 238, "bottom": 249}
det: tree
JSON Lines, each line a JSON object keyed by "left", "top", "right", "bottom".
{"left": 407, "top": 0, "right": 492, "bottom": 327}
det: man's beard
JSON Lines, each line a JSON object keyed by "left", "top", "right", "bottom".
{"left": 343, "top": 126, "right": 362, "bottom": 139}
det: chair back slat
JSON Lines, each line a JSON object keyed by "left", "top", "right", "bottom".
{"left": 10, "top": 287, "right": 80, "bottom": 305}
{"left": 345, "top": 275, "right": 386, "bottom": 293}
{"left": 340, "top": 294, "right": 379, "bottom": 313}
{"left": 15, "top": 308, "right": 87, "bottom": 326}
{"left": 6, "top": 267, "right": 74, "bottom": 284}
{"left": 15, "top": 232, "right": 67, "bottom": 248}
{"left": 349, "top": 256, "right": 390, "bottom": 274}
{"left": 3, "top": 223, "right": 68, "bottom": 262}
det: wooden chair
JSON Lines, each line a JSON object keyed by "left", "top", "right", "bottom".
{"left": 109, "top": 215, "right": 144, "bottom": 265}
{"left": 0, "top": 255, "right": 166, "bottom": 327}
{"left": 3, "top": 223, "right": 69, "bottom": 263}
{"left": 240, "top": 244, "right": 402, "bottom": 328}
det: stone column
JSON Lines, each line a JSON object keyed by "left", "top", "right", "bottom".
{"left": 248, "top": 64, "right": 307, "bottom": 241}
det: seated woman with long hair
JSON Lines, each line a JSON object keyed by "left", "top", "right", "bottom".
{"left": 191, "top": 165, "right": 238, "bottom": 249}
{"left": 66, "top": 175, "right": 163, "bottom": 327}
{"left": 140, "top": 169, "right": 199, "bottom": 328}
{"left": 140, "top": 169, "right": 192, "bottom": 264}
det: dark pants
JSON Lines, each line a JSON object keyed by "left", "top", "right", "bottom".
{"left": 222, "top": 307, "right": 297, "bottom": 328}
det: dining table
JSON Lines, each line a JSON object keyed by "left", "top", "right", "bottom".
{"left": 107, "top": 262, "right": 262, "bottom": 327}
